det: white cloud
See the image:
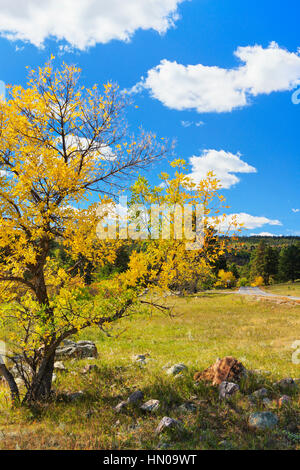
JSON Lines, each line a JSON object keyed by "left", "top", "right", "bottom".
{"left": 181, "top": 120, "right": 204, "bottom": 128}
{"left": 134, "top": 42, "right": 300, "bottom": 112}
{"left": 292, "top": 208, "right": 299, "bottom": 213}
{"left": 188, "top": 149, "right": 257, "bottom": 189}
{"left": 250, "top": 232, "right": 276, "bottom": 237}
{"left": 0, "top": 0, "right": 186, "bottom": 50}
{"left": 217, "top": 213, "right": 282, "bottom": 231}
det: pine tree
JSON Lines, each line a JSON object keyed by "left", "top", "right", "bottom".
{"left": 250, "top": 241, "right": 266, "bottom": 282}
{"left": 278, "top": 244, "right": 300, "bottom": 282}
{"left": 264, "top": 246, "right": 279, "bottom": 284}
{"left": 228, "top": 263, "right": 239, "bottom": 279}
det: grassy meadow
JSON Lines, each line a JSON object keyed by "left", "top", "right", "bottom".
{"left": 0, "top": 293, "right": 299, "bottom": 450}
{"left": 262, "top": 281, "right": 300, "bottom": 298}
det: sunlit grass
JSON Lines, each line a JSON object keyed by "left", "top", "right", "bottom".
{"left": 262, "top": 281, "right": 300, "bottom": 297}
{"left": 0, "top": 294, "right": 299, "bottom": 450}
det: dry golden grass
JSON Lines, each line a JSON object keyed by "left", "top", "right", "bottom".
{"left": 0, "top": 293, "right": 299, "bottom": 450}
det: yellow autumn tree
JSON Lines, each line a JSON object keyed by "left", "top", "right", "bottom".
{"left": 117, "top": 160, "right": 238, "bottom": 295}
{"left": 0, "top": 60, "right": 167, "bottom": 403}
{"left": 215, "top": 270, "right": 236, "bottom": 289}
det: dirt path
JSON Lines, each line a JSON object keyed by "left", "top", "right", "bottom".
{"left": 236, "top": 286, "right": 300, "bottom": 301}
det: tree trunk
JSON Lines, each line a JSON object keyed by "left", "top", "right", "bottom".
{"left": 0, "top": 363, "right": 20, "bottom": 404}
{"left": 23, "top": 351, "right": 55, "bottom": 404}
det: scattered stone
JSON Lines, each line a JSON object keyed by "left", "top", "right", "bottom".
{"left": 55, "top": 340, "right": 97, "bottom": 360}
{"left": 82, "top": 364, "right": 99, "bottom": 374}
{"left": 156, "top": 417, "right": 182, "bottom": 434}
{"left": 140, "top": 399, "right": 160, "bottom": 412}
{"left": 252, "top": 369, "right": 271, "bottom": 376}
{"left": 194, "top": 356, "right": 246, "bottom": 385}
{"left": 67, "top": 391, "right": 85, "bottom": 402}
{"left": 115, "top": 401, "right": 128, "bottom": 413}
{"left": 166, "top": 363, "right": 187, "bottom": 376}
{"left": 127, "top": 390, "right": 144, "bottom": 404}
{"left": 10, "top": 363, "right": 32, "bottom": 379}
{"left": 274, "top": 378, "right": 297, "bottom": 393}
{"left": 54, "top": 361, "right": 66, "bottom": 371}
{"left": 219, "top": 381, "right": 239, "bottom": 400}
{"left": 262, "top": 398, "right": 272, "bottom": 408}
{"left": 252, "top": 388, "right": 268, "bottom": 399}
{"left": 248, "top": 412, "right": 278, "bottom": 430}
{"left": 132, "top": 354, "right": 147, "bottom": 362}
{"left": 278, "top": 395, "right": 291, "bottom": 407}
{"left": 174, "top": 373, "right": 184, "bottom": 380}
{"left": 178, "top": 402, "right": 197, "bottom": 414}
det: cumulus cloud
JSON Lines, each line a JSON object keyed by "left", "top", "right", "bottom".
{"left": 134, "top": 42, "right": 300, "bottom": 112}
{"left": 250, "top": 232, "right": 277, "bottom": 237}
{"left": 292, "top": 208, "right": 299, "bottom": 213}
{"left": 0, "top": 0, "right": 186, "bottom": 50}
{"left": 188, "top": 149, "right": 257, "bottom": 189}
{"left": 181, "top": 120, "right": 204, "bottom": 128}
{"left": 217, "top": 213, "right": 282, "bottom": 232}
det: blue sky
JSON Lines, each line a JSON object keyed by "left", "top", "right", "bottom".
{"left": 0, "top": 0, "right": 299, "bottom": 236}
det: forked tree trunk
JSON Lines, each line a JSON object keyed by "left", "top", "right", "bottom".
{"left": 23, "top": 351, "right": 55, "bottom": 404}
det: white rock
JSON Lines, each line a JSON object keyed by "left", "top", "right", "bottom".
{"left": 156, "top": 417, "right": 182, "bottom": 434}
{"left": 140, "top": 399, "right": 160, "bottom": 412}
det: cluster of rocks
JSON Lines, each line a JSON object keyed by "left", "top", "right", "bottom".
{"left": 114, "top": 355, "right": 300, "bottom": 434}
{"left": 193, "top": 356, "right": 299, "bottom": 431}
{"left": 7, "top": 340, "right": 98, "bottom": 389}
{"left": 55, "top": 340, "right": 98, "bottom": 360}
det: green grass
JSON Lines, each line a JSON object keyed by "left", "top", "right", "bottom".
{"left": 262, "top": 281, "right": 300, "bottom": 297}
{"left": 0, "top": 293, "right": 299, "bottom": 450}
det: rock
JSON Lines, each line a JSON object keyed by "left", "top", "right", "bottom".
{"left": 262, "top": 398, "right": 272, "bottom": 408}
{"left": 178, "top": 402, "right": 197, "bottom": 414}
{"left": 55, "top": 340, "right": 97, "bottom": 360}
{"left": 51, "top": 390, "right": 83, "bottom": 403}
{"left": 81, "top": 364, "right": 98, "bottom": 374}
{"left": 278, "top": 395, "right": 291, "bottom": 407}
{"left": 156, "top": 417, "right": 182, "bottom": 434}
{"left": 10, "top": 363, "right": 32, "bottom": 379}
{"left": 252, "top": 388, "right": 268, "bottom": 399}
{"left": 274, "top": 378, "right": 297, "bottom": 393}
{"left": 219, "top": 381, "right": 239, "bottom": 400}
{"left": 252, "top": 369, "right": 271, "bottom": 376}
{"left": 127, "top": 390, "right": 144, "bottom": 404}
{"left": 132, "top": 354, "right": 147, "bottom": 362}
{"left": 174, "top": 373, "right": 184, "bottom": 380}
{"left": 115, "top": 401, "right": 128, "bottom": 413}
{"left": 69, "top": 391, "right": 85, "bottom": 401}
{"left": 54, "top": 361, "right": 66, "bottom": 371}
{"left": 194, "top": 356, "right": 246, "bottom": 385}
{"left": 166, "top": 363, "right": 187, "bottom": 376}
{"left": 248, "top": 412, "right": 278, "bottom": 430}
{"left": 140, "top": 399, "right": 160, "bottom": 412}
